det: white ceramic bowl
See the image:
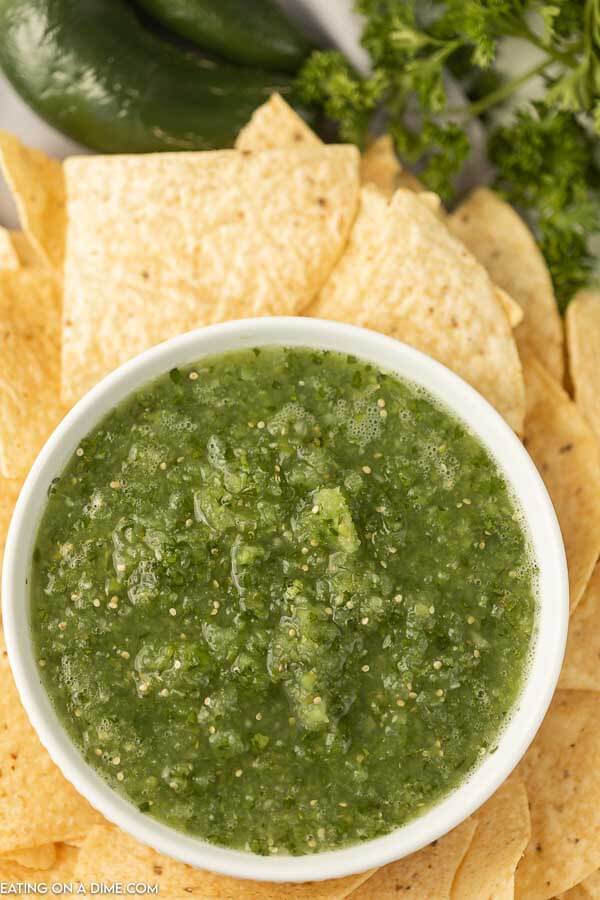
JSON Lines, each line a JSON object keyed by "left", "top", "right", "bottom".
{"left": 2, "top": 317, "right": 568, "bottom": 883}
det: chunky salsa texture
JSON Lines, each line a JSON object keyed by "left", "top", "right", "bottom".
{"left": 31, "top": 347, "right": 536, "bottom": 854}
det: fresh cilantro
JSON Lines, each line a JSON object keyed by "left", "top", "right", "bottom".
{"left": 296, "top": 0, "right": 600, "bottom": 309}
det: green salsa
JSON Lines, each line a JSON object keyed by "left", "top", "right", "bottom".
{"left": 31, "top": 347, "right": 536, "bottom": 854}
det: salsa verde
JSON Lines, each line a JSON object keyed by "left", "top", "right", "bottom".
{"left": 31, "top": 347, "right": 536, "bottom": 854}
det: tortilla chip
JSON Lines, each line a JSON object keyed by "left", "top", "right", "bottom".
{"left": 0, "top": 131, "right": 65, "bottom": 270}
{"left": 559, "top": 561, "right": 600, "bottom": 690}
{"left": 522, "top": 353, "right": 600, "bottom": 612}
{"left": 235, "top": 93, "right": 321, "bottom": 151}
{"left": 63, "top": 836, "right": 88, "bottom": 849}
{"left": 0, "top": 227, "right": 19, "bottom": 270}
{"left": 494, "top": 876, "right": 516, "bottom": 899}
{"left": 566, "top": 290, "right": 600, "bottom": 448}
{"left": 515, "top": 691, "right": 600, "bottom": 899}
{"left": 558, "top": 870, "right": 600, "bottom": 899}
{"left": 306, "top": 186, "right": 386, "bottom": 323}
{"left": 62, "top": 145, "right": 360, "bottom": 404}
{"left": 10, "top": 232, "right": 45, "bottom": 268}
{"left": 360, "top": 135, "right": 427, "bottom": 199}
{"left": 359, "top": 171, "right": 515, "bottom": 324}
{"left": 308, "top": 187, "right": 525, "bottom": 433}
{"left": 0, "top": 269, "right": 65, "bottom": 478}
{"left": 350, "top": 817, "right": 477, "bottom": 899}
{"left": 360, "top": 136, "right": 402, "bottom": 199}
{"left": 496, "top": 287, "right": 525, "bottom": 328}
{"left": 449, "top": 188, "right": 563, "bottom": 381}
{"left": 0, "top": 479, "right": 22, "bottom": 566}
{"left": 74, "top": 825, "right": 374, "bottom": 899}
{"left": 396, "top": 170, "right": 427, "bottom": 193}
{"left": 0, "top": 843, "right": 78, "bottom": 887}
{"left": 452, "top": 780, "right": 530, "bottom": 899}
{"left": 1, "top": 843, "right": 56, "bottom": 869}
{"left": 0, "top": 634, "right": 104, "bottom": 852}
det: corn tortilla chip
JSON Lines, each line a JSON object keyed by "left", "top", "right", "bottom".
{"left": 308, "top": 187, "right": 525, "bottom": 433}
{"left": 0, "top": 226, "right": 19, "bottom": 270}
{"left": 62, "top": 145, "right": 359, "bottom": 404}
{"left": 449, "top": 188, "right": 563, "bottom": 381}
{"left": 360, "top": 136, "right": 402, "bottom": 199}
{"left": 307, "top": 186, "right": 388, "bottom": 324}
{"left": 0, "top": 131, "right": 65, "bottom": 270}
{"left": 558, "top": 870, "right": 600, "bottom": 899}
{"left": 559, "top": 561, "right": 600, "bottom": 690}
{"left": 63, "top": 836, "right": 88, "bottom": 849}
{"left": 493, "top": 876, "right": 515, "bottom": 899}
{"left": 2, "top": 843, "right": 56, "bottom": 869}
{"left": 361, "top": 135, "right": 426, "bottom": 195}
{"left": 367, "top": 153, "right": 520, "bottom": 334}
{"left": 396, "top": 170, "right": 427, "bottom": 193}
{"left": 0, "top": 843, "right": 78, "bottom": 887}
{"left": 10, "top": 231, "right": 45, "bottom": 268}
{"left": 515, "top": 691, "right": 600, "bottom": 899}
{"left": 0, "top": 269, "right": 65, "bottom": 478}
{"left": 0, "top": 479, "right": 22, "bottom": 566}
{"left": 359, "top": 169, "right": 515, "bottom": 324}
{"left": 0, "top": 634, "right": 104, "bottom": 852}
{"left": 496, "top": 287, "right": 525, "bottom": 328}
{"left": 75, "top": 825, "right": 374, "bottom": 899}
{"left": 350, "top": 817, "right": 477, "bottom": 899}
{"left": 452, "top": 780, "right": 530, "bottom": 899}
{"left": 522, "top": 353, "right": 600, "bottom": 612}
{"left": 566, "top": 291, "right": 600, "bottom": 448}
{"left": 235, "top": 93, "right": 321, "bottom": 151}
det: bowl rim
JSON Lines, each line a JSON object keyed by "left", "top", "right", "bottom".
{"left": 1, "top": 316, "right": 568, "bottom": 883}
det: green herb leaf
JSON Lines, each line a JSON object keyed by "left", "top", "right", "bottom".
{"left": 295, "top": 0, "right": 600, "bottom": 310}
{"left": 490, "top": 104, "right": 600, "bottom": 309}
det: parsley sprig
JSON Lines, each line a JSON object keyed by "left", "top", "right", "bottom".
{"left": 297, "top": 0, "right": 600, "bottom": 309}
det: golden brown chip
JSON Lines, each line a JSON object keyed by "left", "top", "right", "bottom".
{"left": 74, "top": 825, "right": 375, "bottom": 899}
{"left": 361, "top": 158, "right": 517, "bottom": 327}
{"left": 493, "top": 876, "right": 516, "bottom": 899}
{"left": 360, "top": 136, "right": 402, "bottom": 199}
{"left": 235, "top": 93, "right": 321, "bottom": 151}
{"left": 515, "top": 691, "right": 600, "bottom": 899}
{"left": 62, "top": 145, "right": 360, "bottom": 404}
{"left": 0, "top": 269, "right": 66, "bottom": 478}
{"left": 396, "top": 171, "right": 427, "bottom": 192}
{"left": 10, "top": 231, "right": 45, "bottom": 268}
{"left": 350, "top": 817, "right": 477, "bottom": 899}
{"left": 566, "top": 290, "right": 600, "bottom": 448}
{"left": 361, "top": 135, "right": 425, "bottom": 196}
{"left": 522, "top": 352, "right": 600, "bottom": 612}
{"left": 0, "top": 479, "right": 22, "bottom": 566}
{"left": 63, "top": 835, "right": 88, "bottom": 848}
{"left": 360, "top": 168, "right": 514, "bottom": 326}
{"left": 308, "top": 187, "right": 525, "bottom": 432}
{"left": 558, "top": 870, "right": 600, "bottom": 899}
{"left": 0, "top": 634, "right": 104, "bottom": 852}
{"left": 0, "top": 131, "right": 65, "bottom": 270}
{"left": 306, "top": 186, "right": 387, "bottom": 324}
{"left": 496, "top": 287, "right": 525, "bottom": 328}
{"left": 1, "top": 843, "right": 56, "bottom": 869}
{"left": 0, "top": 227, "right": 19, "bottom": 270}
{"left": 452, "top": 780, "right": 530, "bottom": 899}
{"left": 0, "top": 843, "right": 78, "bottom": 887}
{"left": 449, "top": 188, "right": 563, "bottom": 381}
{"left": 360, "top": 134, "right": 426, "bottom": 193}
{"left": 559, "top": 561, "right": 600, "bottom": 690}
